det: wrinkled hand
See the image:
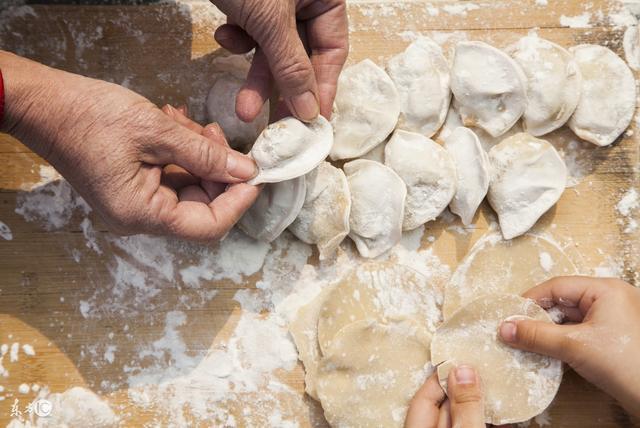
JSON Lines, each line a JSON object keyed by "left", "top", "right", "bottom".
{"left": 211, "top": 0, "right": 349, "bottom": 121}
{"left": 405, "top": 366, "right": 486, "bottom": 428}
{"left": 2, "top": 52, "right": 260, "bottom": 240}
{"left": 499, "top": 277, "right": 640, "bottom": 416}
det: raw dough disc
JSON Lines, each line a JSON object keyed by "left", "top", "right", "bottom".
{"left": 443, "top": 232, "right": 577, "bottom": 319}
{"left": 431, "top": 294, "right": 563, "bottom": 425}
{"left": 317, "top": 261, "right": 442, "bottom": 355}
{"left": 289, "top": 286, "right": 335, "bottom": 400}
{"left": 316, "top": 319, "right": 432, "bottom": 428}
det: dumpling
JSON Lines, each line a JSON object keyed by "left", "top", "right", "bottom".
{"left": 488, "top": 133, "right": 567, "bottom": 240}
{"left": 451, "top": 41, "right": 528, "bottom": 138}
{"left": 568, "top": 44, "right": 637, "bottom": 146}
{"left": 384, "top": 130, "right": 457, "bottom": 230}
{"left": 344, "top": 160, "right": 406, "bottom": 258}
{"left": 205, "top": 73, "right": 269, "bottom": 149}
{"left": 237, "top": 177, "right": 306, "bottom": 242}
{"left": 330, "top": 60, "right": 401, "bottom": 160}
{"left": 289, "top": 162, "right": 351, "bottom": 259}
{"left": 443, "top": 127, "right": 490, "bottom": 225}
{"left": 387, "top": 37, "right": 451, "bottom": 137}
{"left": 248, "top": 116, "right": 333, "bottom": 185}
{"left": 509, "top": 36, "right": 581, "bottom": 136}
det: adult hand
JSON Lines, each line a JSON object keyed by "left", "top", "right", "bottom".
{"left": 405, "top": 366, "right": 486, "bottom": 428}
{"left": 499, "top": 276, "right": 640, "bottom": 416}
{"left": 211, "top": 0, "right": 349, "bottom": 122}
{"left": 1, "top": 51, "right": 260, "bottom": 241}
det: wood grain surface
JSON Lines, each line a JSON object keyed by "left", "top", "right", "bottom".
{"left": 0, "top": 0, "right": 639, "bottom": 426}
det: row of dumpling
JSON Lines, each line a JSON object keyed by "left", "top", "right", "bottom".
{"left": 205, "top": 36, "right": 636, "bottom": 259}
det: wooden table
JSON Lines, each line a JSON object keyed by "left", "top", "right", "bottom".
{"left": 0, "top": 0, "right": 638, "bottom": 426}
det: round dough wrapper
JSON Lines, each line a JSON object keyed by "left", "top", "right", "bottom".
{"left": 317, "top": 261, "right": 442, "bottom": 355}
{"left": 317, "top": 319, "right": 432, "bottom": 428}
{"left": 432, "top": 294, "right": 563, "bottom": 425}
{"left": 568, "top": 44, "right": 637, "bottom": 147}
{"left": 443, "top": 232, "right": 577, "bottom": 320}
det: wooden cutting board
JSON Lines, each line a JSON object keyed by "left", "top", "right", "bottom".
{"left": 0, "top": 0, "right": 638, "bottom": 426}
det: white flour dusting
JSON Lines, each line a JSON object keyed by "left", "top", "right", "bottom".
{"left": 0, "top": 221, "right": 12, "bottom": 241}
{"left": 617, "top": 188, "right": 639, "bottom": 233}
{"left": 560, "top": 13, "right": 592, "bottom": 28}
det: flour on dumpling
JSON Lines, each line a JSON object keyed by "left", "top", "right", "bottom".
{"left": 330, "top": 60, "right": 401, "bottom": 160}
{"left": 387, "top": 37, "right": 451, "bottom": 137}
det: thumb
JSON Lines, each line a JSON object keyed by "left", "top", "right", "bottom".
{"left": 499, "top": 317, "right": 578, "bottom": 362}
{"left": 447, "top": 365, "right": 486, "bottom": 428}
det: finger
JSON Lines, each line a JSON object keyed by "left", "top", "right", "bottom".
{"left": 523, "top": 276, "right": 612, "bottom": 319}
{"left": 152, "top": 183, "right": 259, "bottom": 241}
{"left": 236, "top": 48, "right": 273, "bottom": 123}
{"left": 214, "top": 23, "right": 257, "bottom": 54}
{"left": 161, "top": 104, "right": 204, "bottom": 134}
{"left": 436, "top": 400, "right": 451, "bottom": 428}
{"left": 161, "top": 164, "right": 200, "bottom": 189}
{"left": 176, "top": 105, "right": 189, "bottom": 116}
{"left": 498, "top": 317, "right": 582, "bottom": 362}
{"left": 447, "top": 366, "right": 485, "bottom": 428}
{"left": 201, "top": 180, "right": 227, "bottom": 200}
{"left": 178, "top": 185, "right": 211, "bottom": 204}
{"left": 405, "top": 373, "right": 446, "bottom": 428}
{"left": 203, "top": 123, "right": 231, "bottom": 148}
{"left": 302, "top": 1, "right": 349, "bottom": 118}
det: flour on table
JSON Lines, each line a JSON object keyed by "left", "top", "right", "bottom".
{"left": 0, "top": 221, "right": 12, "bottom": 241}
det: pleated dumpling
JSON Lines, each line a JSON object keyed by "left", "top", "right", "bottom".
{"left": 384, "top": 130, "right": 457, "bottom": 231}
{"left": 344, "top": 160, "right": 406, "bottom": 258}
{"left": 248, "top": 116, "right": 333, "bottom": 185}
{"left": 330, "top": 60, "right": 401, "bottom": 160}
{"left": 289, "top": 162, "right": 351, "bottom": 259}
{"left": 238, "top": 177, "right": 306, "bottom": 242}
{"left": 509, "top": 36, "right": 581, "bottom": 136}
{"left": 451, "top": 41, "right": 528, "bottom": 138}
{"left": 387, "top": 37, "right": 451, "bottom": 137}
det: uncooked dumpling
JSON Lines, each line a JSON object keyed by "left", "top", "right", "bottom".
{"left": 431, "top": 294, "right": 563, "bottom": 425}
{"left": 206, "top": 73, "right": 269, "bottom": 149}
{"left": 387, "top": 37, "right": 451, "bottom": 137}
{"left": 568, "top": 44, "right": 637, "bottom": 146}
{"left": 237, "top": 177, "right": 305, "bottom": 242}
{"left": 384, "top": 130, "right": 457, "bottom": 230}
{"left": 317, "top": 261, "right": 442, "bottom": 355}
{"left": 330, "top": 60, "right": 401, "bottom": 160}
{"left": 248, "top": 116, "right": 333, "bottom": 185}
{"left": 442, "top": 232, "right": 578, "bottom": 319}
{"left": 488, "top": 133, "right": 567, "bottom": 240}
{"left": 317, "top": 319, "right": 432, "bottom": 428}
{"left": 451, "top": 41, "right": 528, "bottom": 137}
{"left": 289, "top": 286, "right": 335, "bottom": 400}
{"left": 443, "top": 127, "right": 490, "bottom": 225}
{"left": 289, "top": 162, "right": 351, "bottom": 259}
{"left": 344, "top": 160, "right": 406, "bottom": 258}
{"left": 509, "top": 36, "right": 581, "bottom": 136}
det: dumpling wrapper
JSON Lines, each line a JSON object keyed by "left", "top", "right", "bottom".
{"left": 237, "top": 177, "right": 306, "bottom": 242}
{"left": 344, "top": 160, "right": 406, "bottom": 258}
{"left": 443, "top": 127, "right": 490, "bottom": 225}
{"left": 451, "top": 41, "right": 528, "bottom": 138}
{"left": 568, "top": 44, "right": 637, "bottom": 147}
{"left": 289, "top": 162, "right": 351, "bottom": 259}
{"left": 206, "top": 73, "right": 269, "bottom": 149}
{"left": 317, "top": 261, "right": 443, "bottom": 355}
{"left": 509, "top": 36, "right": 581, "bottom": 137}
{"left": 431, "top": 294, "right": 563, "bottom": 425}
{"left": 385, "top": 130, "right": 457, "bottom": 230}
{"left": 387, "top": 37, "right": 451, "bottom": 137}
{"left": 330, "top": 59, "right": 401, "bottom": 160}
{"left": 248, "top": 116, "right": 333, "bottom": 185}
{"left": 488, "top": 133, "right": 567, "bottom": 240}
{"left": 317, "top": 319, "right": 432, "bottom": 428}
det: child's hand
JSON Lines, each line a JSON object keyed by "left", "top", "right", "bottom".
{"left": 499, "top": 277, "right": 640, "bottom": 416}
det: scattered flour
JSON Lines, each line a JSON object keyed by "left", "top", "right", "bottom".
{"left": 442, "top": 3, "right": 480, "bottom": 16}
{"left": 560, "top": 13, "right": 592, "bottom": 28}
{"left": 617, "top": 188, "right": 639, "bottom": 234}
{"left": 0, "top": 221, "right": 12, "bottom": 240}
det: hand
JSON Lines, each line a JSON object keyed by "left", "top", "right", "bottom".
{"left": 211, "top": 0, "right": 349, "bottom": 122}
{"left": 499, "top": 276, "right": 640, "bottom": 416}
{"left": 405, "top": 366, "right": 486, "bottom": 428}
{"left": 1, "top": 51, "right": 260, "bottom": 241}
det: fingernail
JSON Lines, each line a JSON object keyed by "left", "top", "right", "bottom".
{"left": 455, "top": 366, "right": 476, "bottom": 385}
{"left": 290, "top": 91, "right": 319, "bottom": 122}
{"left": 226, "top": 152, "right": 257, "bottom": 179}
{"left": 500, "top": 321, "right": 517, "bottom": 343}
